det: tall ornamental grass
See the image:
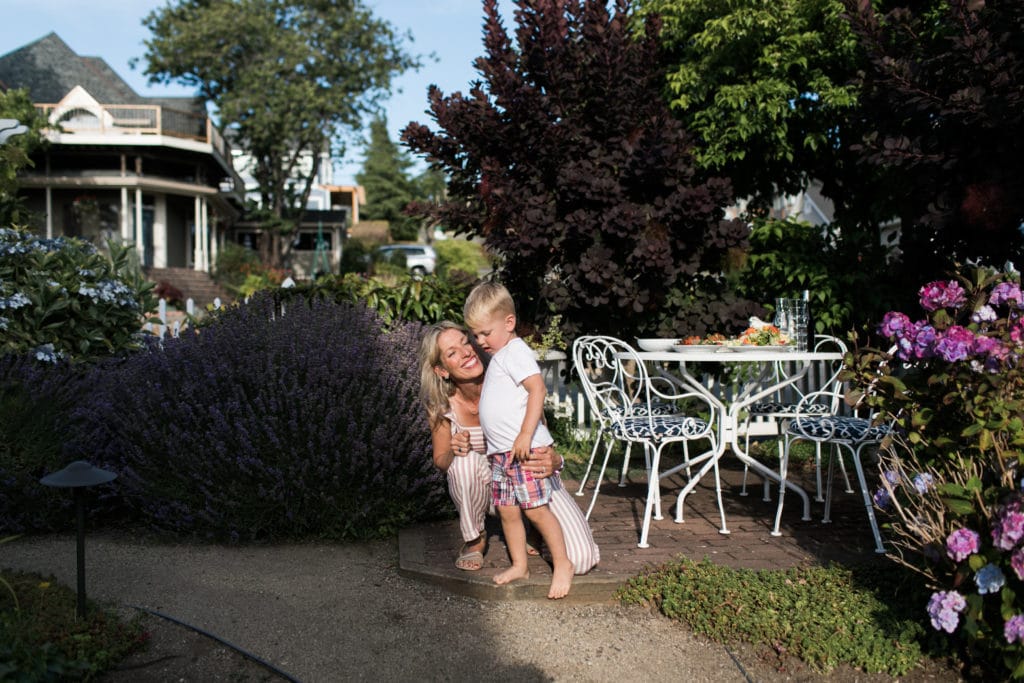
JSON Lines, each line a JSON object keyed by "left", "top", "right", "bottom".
{"left": 66, "top": 294, "right": 448, "bottom": 541}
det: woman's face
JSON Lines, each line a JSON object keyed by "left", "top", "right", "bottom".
{"left": 436, "top": 328, "right": 484, "bottom": 381}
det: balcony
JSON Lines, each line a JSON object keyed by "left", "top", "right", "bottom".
{"left": 34, "top": 102, "right": 242, "bottom": 194}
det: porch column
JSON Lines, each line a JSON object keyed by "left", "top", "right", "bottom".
{"left": 193, "top": 196, "right": 202, "bottom": 271}
{"left": 120, "top": 187, "right": 130, "bottom": 241}
{"left": 134, "top": 188, "right": 144, "bottom": 262}
{"left": 45, "top": 186, "right": 53, "bottom": 238}
{"left": 201, "top": 199, "right": 210, "bottom": 271}
{"left": 153, "top": 195, "right": 168, "bottom": 268}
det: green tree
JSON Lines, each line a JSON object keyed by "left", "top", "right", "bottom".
{"left": 0, "top": 88, "right": 48, "bottom": 226}
{"left": 139, "top": 0, "right": 419, "bottom": 266}
{"left": 355, "top": 116, "right": 419, "bottom": 241}
{"left": 403, "top": 0, "right": 759, "bottom": 339}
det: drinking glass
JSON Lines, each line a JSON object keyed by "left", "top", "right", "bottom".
{"left": 774, "top": 298, "right": 809, "bottom": 351}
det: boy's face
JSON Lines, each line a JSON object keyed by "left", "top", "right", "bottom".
{"left": 470, "top": 311, "right": 516, "bottom": 354}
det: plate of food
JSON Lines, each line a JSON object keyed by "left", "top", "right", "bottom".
{"left": 673, "top": 334, "right": 729, "bottom": 353}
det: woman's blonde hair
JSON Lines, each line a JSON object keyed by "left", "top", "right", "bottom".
{"left": 418, "top": 320, "right": 469, "bottom": 430}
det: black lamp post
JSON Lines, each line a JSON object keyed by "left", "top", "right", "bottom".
{"left": 40, "top": 461, "right": 117, "bottom": 619}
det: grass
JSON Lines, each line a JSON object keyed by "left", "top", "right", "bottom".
{"left": 551, "top": 417, "right": 945, "bottom": 676}
{"left": 617, "top": 558, "right": 943, "bottom": 676}
{"left": 0, "top": 569, "right": 148, "bottom": 679}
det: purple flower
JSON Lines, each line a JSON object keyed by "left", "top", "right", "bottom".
{"left": 989, "top": 282, "right": 1024, "bottom": 308}
{"left": 1006, "top": 615, "right": 1024, "bottom": 644}
{"left": 1012, "top": 549, "right": 1024, "bottom": 580}
{"left": 927, "top": 590, "right": 966, "bottom": 633}
{"left": 935, "top": 326, "right": 975, "bottom": 362}
{"left": 993, "top": 500, "right": 1024, "bottom": 550}
{"left": 919, "top": 280, "right": 967, "bottom": 312}
{"left": 912, "top": 472, "right": 934, "bottom": 494}
{"left": 873, "top": 487, "right": 892, "bottom": 509}
{"left": 879, "top": 311, "right": 913, "bottom": 338}
{"left": 946, "top": 528, "right": 981, "bottom": 562}
{"left": 975, "top": 563, "right": 1006, "bottom": 594}
{"left": 911, "top": 322, "right": 938, "bottom": 360}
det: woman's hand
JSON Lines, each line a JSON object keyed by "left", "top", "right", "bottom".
{"left": 522, "top": 445, "right": 562, "bottom": 479}
{"left": 451, "top": 429, "right": 472, "bottom": 457}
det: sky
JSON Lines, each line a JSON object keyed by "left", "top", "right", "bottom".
{"left": 0, "top": 0, "right": 502, "bottom": 183}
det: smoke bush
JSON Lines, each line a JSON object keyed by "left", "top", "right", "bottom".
{"left": 68, "top": 294, "right": 447, "bottom": 541}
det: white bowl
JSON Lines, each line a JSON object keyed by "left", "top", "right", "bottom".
{"left": 636, "top": 338, "right": 678, "bottom": 352}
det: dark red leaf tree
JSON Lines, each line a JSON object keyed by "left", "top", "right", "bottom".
{"left": 402, "top": 0, "right": 759, "bottom": 339}
{"left": 844, "top": 0, "right": 1024, "bottom": 270}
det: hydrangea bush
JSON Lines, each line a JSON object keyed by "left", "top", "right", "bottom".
{"left": 65, "top": 294, "right": 448, "bottom": 541}
{"left": 0, "top": 226, "right": 156, "bottom": 361}
{"left": 846, "top": 266, "right": 1024, "bottom": 677}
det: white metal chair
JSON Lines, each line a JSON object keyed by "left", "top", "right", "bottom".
{"left": 572, "top": 335, "right": 722, "bottom": 548}
{"left": 740, "top": 335, "right": 854, "bottom": 502}
{"left": 770, "top": 379, "right": 891, "bottom": 553}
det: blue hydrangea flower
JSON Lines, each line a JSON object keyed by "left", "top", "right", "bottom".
{"left": 976, "top": 563, "right": 1006, "bottom": 595}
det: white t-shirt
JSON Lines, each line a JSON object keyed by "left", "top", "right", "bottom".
{"left": 479, "top": 337, "right": 553, "bottom": 455}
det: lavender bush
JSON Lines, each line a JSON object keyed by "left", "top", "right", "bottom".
{"left": 0, "top": 355, "right": 91, "bottom": 533}
{"left": 67, "top": 294, "right": 448, "bottom": 541}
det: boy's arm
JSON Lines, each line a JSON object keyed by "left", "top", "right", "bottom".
{"left": 512, "top": 373, "right": 546, "bottom": 460}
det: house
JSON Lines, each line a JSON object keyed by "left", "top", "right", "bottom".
{"left": 230, "top": 143, "right": 366, "bottom": 278}
{"left": 0, "top": 33, "right": 244, "bottom": 300}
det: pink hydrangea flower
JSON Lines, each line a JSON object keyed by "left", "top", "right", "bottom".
{"left": 1006, "top": 615, "right": 1024, "bottom": 644}
{"left": 946, "top": 528, "right": 981, "bottom": 562}
{"left": 927, "top": 591, "right": 966, "bottom": 633}
{"left": 993, "top": 500, "right": 1024, "bottom": 551}
{"left": 935, "top": 325, "right": 975, "bottom": 363}
{"left": 990, "top": 282, "right": 1024, "bottom": 308}
{"left": 1011, "top": 549, "right": 1024, "bottom": 580}
{"left": 919, "top": 280, "right": 967, "bottom": 312}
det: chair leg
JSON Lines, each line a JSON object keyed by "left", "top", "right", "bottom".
{"left": 650, "top": 443, "right": 663, "bottom": 521}
{"left": 637, "top": 446, "right": 663, "bottom": 548}
{"left": 772, "top": 436, "right": 812, "bottom": 537}
{"left": 814, "top": 442, "right": 824, "bottom": 502}
{"left": 837, "top": 445, "right": 854, "bottom": 494}
{"left": 617, "top": 443, "right": 634, "bottom": 487}
{"left": 763, "top": 437, "right": 783, "bottom": 502}
{"left": 850, "top": 444, "right": 886, "bottom": 554}
{"left": 740, "top": 423, "right": 752, "bottom": 496}
{"left": 584, "top": 438, "right": 616, "bottom": 519}
{"left": 575, "top": 426, "right": 605, "bottom": 496}
{"left": 822, "top": 444, "right": 837, "bottom": 524}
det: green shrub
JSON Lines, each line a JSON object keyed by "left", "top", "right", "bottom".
{"left": 0, "top": 569, "right": 146, "bottom": 679}
{"left": 276, "top": 271, "right": 474, "bottom": 328}
{"left": 339, "top": 239, "right": 373, "bottom": 274}
{"left": 433, "top": 239, "right": 488, "bottom": 278}
{"left": 0, "top": 227, "right": 156, "bottom": 361}
{"left": 619, "top": 558, "right": 930, "bottom": 675}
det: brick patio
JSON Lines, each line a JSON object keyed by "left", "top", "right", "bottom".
{"left": 397, "top": 454, "right": 889, "bottom": 601}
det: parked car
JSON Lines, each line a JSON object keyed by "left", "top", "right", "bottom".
{"left": 375, "top": 244, "right": 438, "bottom": 277}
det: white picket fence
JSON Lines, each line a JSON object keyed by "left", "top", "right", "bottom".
{"left": 142, "top": 298, "right": 223, "bottom": 341}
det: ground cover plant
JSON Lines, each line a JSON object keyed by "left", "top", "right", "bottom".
{"left": 618, "top": 558, "right": 936, "bottom": 676}
{"left": 65, "top": 294, "right": 449, "bottom": 541}
{"left": 0, "top": 567, "right": 146, "bottom": 679}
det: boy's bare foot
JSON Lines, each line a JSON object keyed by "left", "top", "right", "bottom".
{"left": 493, "top": 565, "right": 529, "bottom": 585}
{"left": 547, "top": 561, "right": 573, "bottom": 599}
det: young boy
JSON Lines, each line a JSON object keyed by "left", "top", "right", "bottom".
{"left": 463, "top": 281, "right": 574, "bottom": 599}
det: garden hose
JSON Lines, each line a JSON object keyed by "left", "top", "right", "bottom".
{"left": 126, "top": 604, "right": 302, "bottom": 682}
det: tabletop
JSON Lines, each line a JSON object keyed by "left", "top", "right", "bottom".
{"left": 632, "top": 347, "right": 843, "bottom": 363}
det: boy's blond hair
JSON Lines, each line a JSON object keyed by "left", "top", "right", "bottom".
{"left": 463, "top": 281, "right": 516, "bottom": 329}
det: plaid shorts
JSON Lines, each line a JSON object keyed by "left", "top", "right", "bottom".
{"left": 489, "top": 451, "right": 552, "bottom": 509}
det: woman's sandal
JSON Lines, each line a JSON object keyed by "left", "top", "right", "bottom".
{"left": 455, "top": 542, "right": 485, "bottom": 571}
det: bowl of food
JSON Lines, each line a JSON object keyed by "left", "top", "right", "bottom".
{"left": 636, "top": 338, "right": 678, "bottom": 352}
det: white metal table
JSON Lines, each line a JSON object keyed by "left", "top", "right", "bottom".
{"left": 631, "top": 347, "right": 843, "bottom": 534}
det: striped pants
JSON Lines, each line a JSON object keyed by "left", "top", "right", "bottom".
{"left": 446, "top": 448, "right": 600, "bottom": 575}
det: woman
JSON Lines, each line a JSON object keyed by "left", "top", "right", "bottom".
{"left": 419, "top": 321, "right": 599, "bottom": 573}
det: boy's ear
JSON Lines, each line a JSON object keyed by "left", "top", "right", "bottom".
{"left": 504, "top": 314, "right": 516, "bottom": 332}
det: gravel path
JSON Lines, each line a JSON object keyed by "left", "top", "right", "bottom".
{"left": 4, "top": 532, "right": 961, "bottom": 682}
